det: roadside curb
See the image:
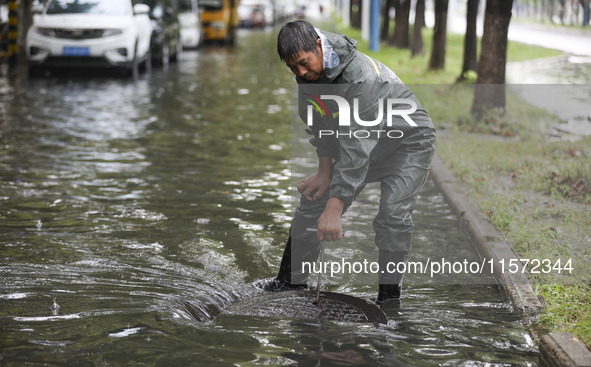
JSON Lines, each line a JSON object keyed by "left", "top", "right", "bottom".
{"left": 540, "top": 333, "right": 591, "bottom": 367}
{"left": 429, "top": 152, "right": 541, "bottom": 312}
{"left": 429, "top": 152, "right": 591, "bottom": 366}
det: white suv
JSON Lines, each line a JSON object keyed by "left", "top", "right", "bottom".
{"left": 27, "top": 0, "right": 153, "bottom": 76}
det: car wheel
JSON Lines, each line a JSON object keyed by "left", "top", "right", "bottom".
{"left": 142, "top": 47, "right": 152, "bottom": 73}
{"left": 172, "top": 37, "right": 182, "bottom": 62}
{"left": 129, "top": 43, "right": 140, "bottom": 78}
{"left": 196, "top": 30, "right": 203, "bottom": 49}
{"left": 161, "top": 44, "right": 170, "bottom": 66}
{"left": 29, "top": 65, "right": 45, "bottom": 77}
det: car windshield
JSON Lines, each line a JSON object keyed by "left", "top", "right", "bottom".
{"left": 200, "top": 0, "right": 221, "bottom": 10}
{"left": 46, "top": 0, "right": 130, "bottom": 15}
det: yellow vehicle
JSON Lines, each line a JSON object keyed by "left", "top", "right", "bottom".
{"left": 201, "top": 0, "right": 239, "bottom": 44}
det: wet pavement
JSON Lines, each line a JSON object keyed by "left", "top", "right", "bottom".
{"left": 0, "top": 25, "right": 543, "bottom": 365}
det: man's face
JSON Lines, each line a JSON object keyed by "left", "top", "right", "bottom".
{"left": 285, "top": 39, "right": 324, "bottom": 81}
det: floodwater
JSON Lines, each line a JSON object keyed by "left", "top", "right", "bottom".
{"left": 0, "top": 26, "right": 539, "bottom": 365}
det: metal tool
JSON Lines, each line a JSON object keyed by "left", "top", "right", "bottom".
{"left": 306, "top": 228, "right": 325, "bottom": 305}
{"left": 315, "top": 238, "right": 326, "bottom": 304}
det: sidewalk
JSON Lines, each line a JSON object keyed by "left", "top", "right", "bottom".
{"left": 441, "top": 5, "right": 591, "bottom": 56}
{"left": 507, "top": 21, "right": 591, "bottom": 56}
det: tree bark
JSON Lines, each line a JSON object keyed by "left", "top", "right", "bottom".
{"left": 391, "top": 0, "right": 411, "bottom": 48}
{"left": 381, "top": 0, "right": 394, "bottom": 41}
{"left": 351, "top": 0, "right": 362, "bottom": 29}
{"left": 428, "top": 0, "right": 449, "bottom": 70}
{"left": 411, "top": 0, "right": 425, "bottom": 57}
{"left": 471, "top": 0, "right": 514, "bottom": 118}
{"left": 417, "top": 0, "right": 426, "bottom": 28}
{"left": 457, "top": 0, "right": 479, "bottom": 81}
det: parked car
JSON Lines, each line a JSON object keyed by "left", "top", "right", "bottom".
{"left": 176, "top": 0, "right": 203, "bottom": 49}
{"left": 135, "top": 0, "right": 182, "bottom": 65}
{"left": 26, "top": 0, "right": 153, "bottom": 76}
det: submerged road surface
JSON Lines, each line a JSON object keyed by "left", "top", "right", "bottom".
{"left": 0, "top": 25, "right": 539, "bottom": 365}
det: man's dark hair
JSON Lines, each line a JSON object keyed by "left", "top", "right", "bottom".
{"left": 277, "top": 20, "right": 320, "bottom": 63}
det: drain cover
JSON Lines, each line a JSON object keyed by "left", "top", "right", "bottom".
{"left": 222, "top": 290, "right": 388, "bottom": 324}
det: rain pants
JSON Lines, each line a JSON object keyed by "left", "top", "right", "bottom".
{"left": 278, "top": 29, "right": 436, "bottom": 287}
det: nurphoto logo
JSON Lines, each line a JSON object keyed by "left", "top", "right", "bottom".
{"left": 304, "top": 93, "right": 418, "bottom": 139}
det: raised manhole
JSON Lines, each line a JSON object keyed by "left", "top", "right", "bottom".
{"left": 221, "top": 290, "right": 388, "bottom": 325}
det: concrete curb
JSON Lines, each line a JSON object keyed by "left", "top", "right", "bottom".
{"left": 429, "top": 152, "right": 591, "bottom": 366}
{"left": 429, "top": 152, "right": 541, "bottom": 312}
{"left": 540, "top": 333, "right": 591, "bottom": 367}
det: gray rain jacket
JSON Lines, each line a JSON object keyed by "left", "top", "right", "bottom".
{"left": 296, "top": 29, "right": 436, "bottom": 207}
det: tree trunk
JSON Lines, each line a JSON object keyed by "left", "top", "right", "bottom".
{"left": 471, "top": 0, "right": 514, "bottom": 118}
{"left": 428, "top": 0, "right": 449, "bottom": 70}
{"left": 381, "top": 0, "right": 394, "bottom": 41}
{"left": 457, "top": 0, "right": 479, "bottom": 81}
{"left": 411, "top": 0, "right": 425, "bottom": 57}
{"left": 417, "top": 0, "right": 426, "bottom": 28}
{"left": 582, "top": 0, "right": 590, "bottom": 26}
{"left": 351, "top": 0, "right": 362, "bottom": 29}
{"left": 559, "top": 0, "right": 565, "bottom": 24}
{"left": 391, "top": 0, "right": 411, "bottom": 48}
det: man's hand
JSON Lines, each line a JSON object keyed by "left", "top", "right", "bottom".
{"left": 317, "top": 198, "right": 344, "bottom": 242}
{"left": 298, "top": 156, "right": 332, "bottom": 200}
{"left": 297, "top": 171, "right": 330, "bottom": 200}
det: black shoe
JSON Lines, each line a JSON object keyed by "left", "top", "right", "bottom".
{"left": 257, "top": 278, "right": 307, "bottom": 292}
{"left": 376, "top": 284, "right": 402, "bottom": 314}
{"left": 376, "top": 284, "right": 401, "bottom": 304}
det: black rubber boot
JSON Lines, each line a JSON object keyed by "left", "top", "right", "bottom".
{"left": 376, "top": 250, "right": 408, "bottom": 306}
{"left": 260, "top": 231, "right": 307, "bottom": 292}
{"left": 376, "top": 284, "right": 401, "bottom": 304}
{"left": 377, "top": 284, "right": 402, "bottom": 313}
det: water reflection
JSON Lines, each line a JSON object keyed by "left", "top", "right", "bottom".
{"left": 0, "top": 28, "right": 538, "bottom": 365}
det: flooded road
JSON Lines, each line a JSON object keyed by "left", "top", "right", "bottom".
{"left": 0, "top": 26, "right": 539, "bottom": 365}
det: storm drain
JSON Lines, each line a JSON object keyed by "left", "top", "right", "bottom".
{"left": 222, "top": 290, "right": 388, "bottom": 324}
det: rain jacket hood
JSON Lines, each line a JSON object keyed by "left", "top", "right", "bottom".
{"left": 296, "top": 29, "right": 398, "bottom": 85}
{"left": 294, "top": 29, "right": 359, "bottom": 84}
{"left": 315, "top": 29, "right": 356, "bottom": 82}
